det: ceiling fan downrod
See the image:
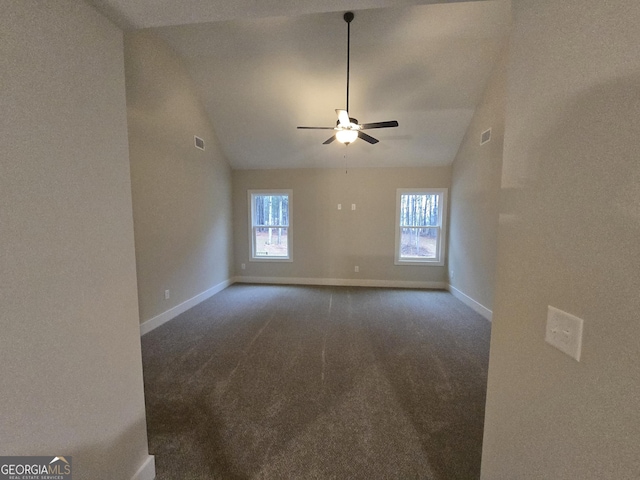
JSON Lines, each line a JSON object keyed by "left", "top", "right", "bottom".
{"left": 344, "top": 12, "right": 354, "bottom": 114}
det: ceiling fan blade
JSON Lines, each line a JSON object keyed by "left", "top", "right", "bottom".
{"left": 323, "top": 135, "right": 337, "bottom": 145}
{"left": 297, "top": 126, "right": 335, "bottom": 130}
{"left": 336, "top": 109, "right": 350, "bottom": 126}
{"left": 358, "top": 131, "right": 379, "bottom": 144}
{"left": 359, "top": 120, "right": 399, "bottom": 130}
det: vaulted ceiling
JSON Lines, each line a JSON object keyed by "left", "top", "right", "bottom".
{"left": 90, "top": 0, "right": 511, "bottom": 169}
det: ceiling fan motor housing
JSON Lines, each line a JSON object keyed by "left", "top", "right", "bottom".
{"left": 336, "top": 118, "right": 359, "bottom": 127}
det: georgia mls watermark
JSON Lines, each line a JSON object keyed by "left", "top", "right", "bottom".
{"left": 0, "top": 456, "right": 71, "bottom": 480}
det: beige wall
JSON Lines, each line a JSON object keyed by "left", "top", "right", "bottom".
{"left": 448, "top": 46, "right": 507, "bottom": 315}
{"left": 0, "top": 1, "right": 151, "bottom": 479}
{"left": 125, "top": 32, "right": 234, "bottom": 324}
{"left": 482, "top": 1, "right": 640, "bottom": 478}
{"left": 233, "top": 167, "right": 451, "bottom": 285}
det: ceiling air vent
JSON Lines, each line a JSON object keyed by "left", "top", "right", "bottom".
{"left": 480, "top": 128, "right": 491, "bottom": 145}
{"left": 194, "top": 136, "right": 205, "bottom": 150}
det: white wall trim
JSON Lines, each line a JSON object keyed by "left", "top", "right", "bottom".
{"left": 131, "top": 455, "right": 155, "bottom": 480}
{"left": 138, "top": 278, "right": 489, "bottom": 337}
{"left": 233, "top": 276, "right": 446, "bottom": 290}
{"left": 447, "top": 284, "right": 493, "bottom": 321}
{"left": 140, "top": 279, "right": 232, "bottom": 336}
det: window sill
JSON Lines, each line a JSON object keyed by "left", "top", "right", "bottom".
{"left": 250, "top": 257, "right": 293, "bottom": 263}
{"left": 394, "top": 259, "right": 444, "bottom": 267}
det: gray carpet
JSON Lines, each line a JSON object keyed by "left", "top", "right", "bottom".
{"left": 141, "top": 285, "right": 491, "bottom": 479}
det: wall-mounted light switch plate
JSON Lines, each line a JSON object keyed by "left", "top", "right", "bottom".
{"left": 165, "top": 289, "right": 170, "bottom": 300}
{"left": 545, "top": 306, "right": 584, "bottom": 361}
{"left": 351, "top": 204, "right": 356, "bottom": 210}
{"left": 338, "top": 204, "right": 342, "bottom": 210}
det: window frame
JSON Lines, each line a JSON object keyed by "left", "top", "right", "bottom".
{"left": 248, "top": 189, "right": 293, "bottom": 262}
{"left": 394, "top": 188, "right": 448, "bottom": 266}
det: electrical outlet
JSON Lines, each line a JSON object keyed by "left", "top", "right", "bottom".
{"left": 545, "top": 306, "right": 584, "bottom": 361}
{"left": 241, "top": 263, "right": 246, "bottom": 270}
{"left": 338, "top": 204, "right": 342, "bottom": 210}
{"left": 354, "top": 266, "right": 359, "bottom": 273}
{"left": 164, "top": 289, "right": 170, "bottom": 300}
{"left": 351, "top": 204, "right": 356, "bottom": 211}
{"left": 450, "top": 270, "right": 454, "bottom": 280}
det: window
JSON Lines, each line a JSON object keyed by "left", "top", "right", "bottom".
{"left": 395, "top": 188, "right": 447, "bottom": 266}
{"left": 249, "top": 190, "right": 292, "bottom": 261}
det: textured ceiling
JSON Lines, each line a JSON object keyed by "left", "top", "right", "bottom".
{"left": 89, "top": 0, "right": 490, "bottom": 29}
{"left": 91, "top": 0, "right": 511, "bottom": 169}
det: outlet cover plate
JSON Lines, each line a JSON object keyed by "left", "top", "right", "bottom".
{"left": 545, "top": 306, "right": 584, "bottom": 361}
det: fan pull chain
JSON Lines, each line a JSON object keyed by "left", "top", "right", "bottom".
{"left": 344, "top": 148, "right": 348, "bottom": 174}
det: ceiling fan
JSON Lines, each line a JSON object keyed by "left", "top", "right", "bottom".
{"left": 297, "top": 12, "right": 399, "bottom": 145}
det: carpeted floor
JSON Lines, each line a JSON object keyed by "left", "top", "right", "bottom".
{"left": 141, "top": 285, "right": 491, "bottom": 479}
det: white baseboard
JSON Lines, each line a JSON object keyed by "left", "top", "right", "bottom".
{"left": 138, "top": 278, "right": 475, "bottom": 336}
{"left": 131, "top": 455, "right": 155, "bottom": 480}
{"left": 233, "top": 276, "right": 446, "bottom": 290}
{"left": 447, "top": 284, "right": 493, "bottom": 321}
{"left": 140, "top": 279, "right": 232, "bottom": 336}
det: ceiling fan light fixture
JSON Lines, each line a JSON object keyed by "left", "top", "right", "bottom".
{"left": 336, "top": 129, "right": 358, "bottom": 144}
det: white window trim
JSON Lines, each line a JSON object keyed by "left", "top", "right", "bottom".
{"left": 248, "top": 189, "right": 293, "bottom": 262}
{"left": 394, "top": 188, "right": 447, "bottom": 266}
